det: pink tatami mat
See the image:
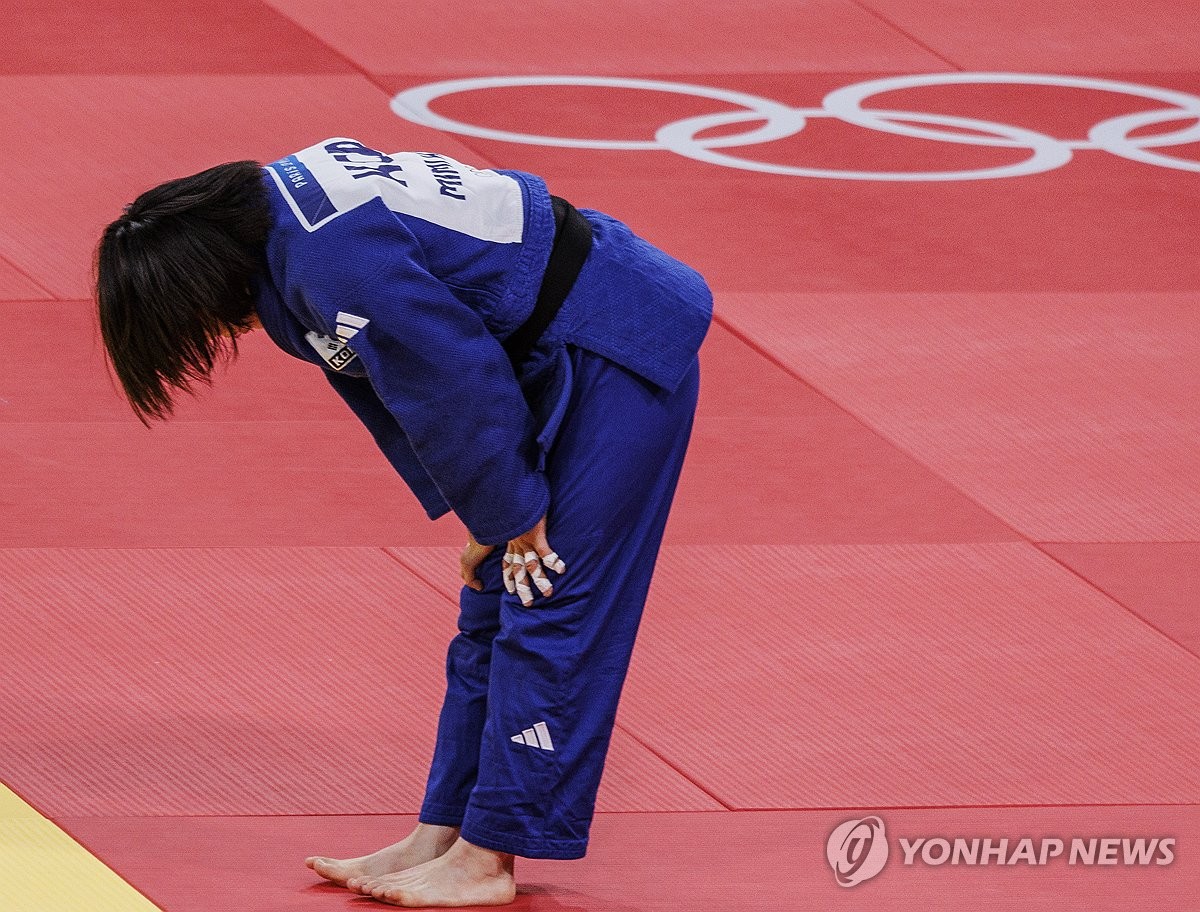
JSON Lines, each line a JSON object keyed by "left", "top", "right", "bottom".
{"left": 717, "top": 292, "right": 1200, "bottom": 542}
{"left": 621, "top": 544, "right": 1200, "bottom": 810}
{"left": 1041, "top": 543, "right": 1200, "bottom": 658}
{"left": 0, "top": 547, "right": 718, "bottom": 818}
{"left": 5, "top": 0, "right": 353, "bottom": 74}
{"left": 0, "top": 75, "right": 486, "bottom": 300}
{"left": 0, "top": 303, "right": 352, "bottom": 423}
{"left": 0, "top": 319, "right": 1012, "bottom": 546}
{"left": 262, "top": 0, "right": 948, "bottom": 75}
{"left": 0, "top": 258, "right": 50, "bottom": 300}
{"left": 389, "top": 544, "right": 1200, "bottom": 809}
{"left": 862, "top": 0, "right": 1200, "bottom": 70}
{"left": 0, "top": 421, "right": 458, "bottom": 547}
{"left": 670, "top": 321, "right": 1015, "bottom": 544}
{"left": 66, "top": 807, "right": 1200, "bottom": 912}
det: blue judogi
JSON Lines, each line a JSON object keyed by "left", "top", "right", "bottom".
{"left": 252, "top": 138, "right": 711, "bottom": 858}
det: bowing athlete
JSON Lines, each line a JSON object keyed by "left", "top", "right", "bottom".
{"left": 95, "top": 138, "right": 711, "bottom": 908}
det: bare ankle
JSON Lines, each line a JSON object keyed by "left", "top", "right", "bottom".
{"left": 453, "top": 838, "right": 515, "bottom": 876}
{"left": 414, "top": 822, "right": 461, "bottom": 850}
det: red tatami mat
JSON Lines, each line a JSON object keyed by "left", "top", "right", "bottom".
{"left": 1041, "top": 544, "right": 1200, "bottom": 659}
{"left": 0, "top": 421, "right": 460, "bottom": 547}
{"left": 389, "top": 543, "right": 1200, "bottom": 809}
{"left": 0, "top": 548, "right": 717, "bottom": 817}
{"left": 0, "top": 259, "right": 50, "bottom": 301}
{"left": 4, "top": 0, "right": 352, "bottom": 74}
{"left": 718, "top": 292, "right": 1200, "bottom": 542}
{"left": 66, "top": 807, "right": 1200, "bottom": 912}
{"left": 862, "top": 0, "right": 1200, "bottom": 70}
{"left": 0, "top": 74, "right": 486, "bottom": 299}
{"left": 263, "top": 0, "right": 948, "bottom": 75}
{"left": 666, "top": 321, "right": 1014, "bottom": 544}
{"left": 617, "top": 544, "right": 1199, "bottom": 810}
{"left": 0, "top": 320, "right": 1012, "bottom": 546}
{"left": 0, "top": 303, "right": 352, "bottom": 423}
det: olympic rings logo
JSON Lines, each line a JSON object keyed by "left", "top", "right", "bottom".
{"left": 391, "top": 73, "right": 1200, "bottom": 181}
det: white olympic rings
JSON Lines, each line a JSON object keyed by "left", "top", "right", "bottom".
{"left": 390, "top": 73, "right": 1200, "bottom": 181}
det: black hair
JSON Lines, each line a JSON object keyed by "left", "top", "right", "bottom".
{"left": 95, "top": 160, "right": 272, "bottom": 423}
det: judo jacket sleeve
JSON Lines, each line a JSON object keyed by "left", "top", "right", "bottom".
{"left": 328, "top": 219, "right": 551, "bottom": 547}
{"left": 323, "top": 371, "right": 452, "bottom": 522}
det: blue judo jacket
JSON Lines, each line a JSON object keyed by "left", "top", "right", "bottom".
{"left": 250, "top": 138, "right": 712, "bottom": 545}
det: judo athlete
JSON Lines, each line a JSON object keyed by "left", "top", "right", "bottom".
{"left": 95, "top": 138, "right": 712, "bottom": 907}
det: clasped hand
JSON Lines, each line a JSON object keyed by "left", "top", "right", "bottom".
{"left": 460, "top": 513, "right": 567, "bottom": 607}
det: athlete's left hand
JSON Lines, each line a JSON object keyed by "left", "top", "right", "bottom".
{"left": 503, "top": 514, "right": 567, "bottom": 607}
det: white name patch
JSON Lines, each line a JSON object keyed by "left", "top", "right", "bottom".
{"left": 267, "top": 138, "right": 524, "bottom": 243}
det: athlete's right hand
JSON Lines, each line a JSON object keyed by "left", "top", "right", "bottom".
{"left": 460, "top": 533, "right": 495, "bottom": 592}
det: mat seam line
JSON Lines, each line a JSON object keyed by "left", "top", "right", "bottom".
{"left": 51, "top": 823, "right": 167, "bottom": 911}
{"left": 1037, "top": 540, "right": 1200, "bottom": 545}
{"left": 0, "top": 252, "right": 59, "bottom": 301}
{"left": 613, "top": 723, "right": 735, "bottom": 811}
{"left": 711, "top": 311, "right": 1200, "bottom": 667}
{"left": 728, "top": 800, "right": 1200, "bottom": 812}
{"left": 49, "top": 799, "right": 1200, "bottom": 821}
{"left": 848, "top": 0, "right": 964, "bottom": 71}
{"left": 0, "top": 419, "right": 371, "bottom": 426}
{"left": 1031, "top": 545, "right": 1200, "bottom": 664}
{"left": 380, "top": 547, "right": 462, "bottom": 607}
{"left": 258, "top": 3, "right": 398, "bottom": 99}
{"left": 51, "top": 808, "right": 739, "bottom": 820}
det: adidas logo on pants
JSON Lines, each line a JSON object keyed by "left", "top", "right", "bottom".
{"left": 510, "top": 721, "right": 555, "bottom": 751}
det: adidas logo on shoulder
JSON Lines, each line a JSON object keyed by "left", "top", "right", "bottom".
{"left": 336, "top": 310, "right": 369, "bottom": 342}
{"left": 510, "top": 721, "right": 554, "bottom": 752}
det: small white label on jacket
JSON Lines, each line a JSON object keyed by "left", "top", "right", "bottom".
{"left": 305, "top": 331, "right": 359, "bottom": 371}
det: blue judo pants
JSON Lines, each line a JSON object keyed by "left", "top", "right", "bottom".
{"left": 417, "top": 342, "right": 700, "bottom": 859}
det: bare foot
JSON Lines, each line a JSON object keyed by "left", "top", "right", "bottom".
{"left": 305, "top": 822, "right": 460, "bottom": 888}
{"left": 358, "top": 836, "right": 517, "bottom": 907}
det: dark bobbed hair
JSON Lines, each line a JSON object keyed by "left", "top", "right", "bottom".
{"left": 95, "top": 160, "right": 272, "bottom": 423}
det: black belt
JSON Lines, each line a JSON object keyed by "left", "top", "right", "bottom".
{"left": 502, "top": 195, "right": 593, "bottom": 369}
